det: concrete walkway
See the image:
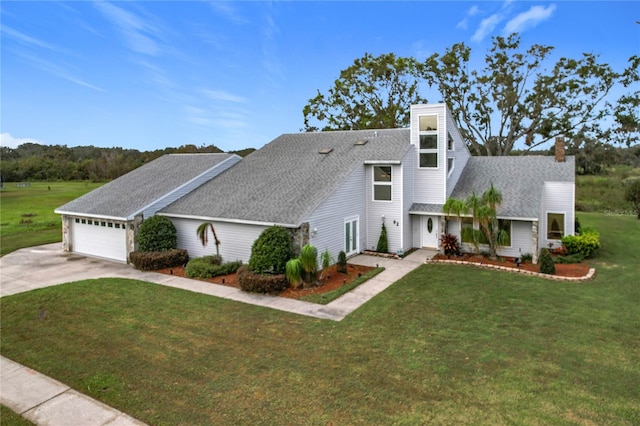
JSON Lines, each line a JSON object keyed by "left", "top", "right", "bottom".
{"left": 0, "top": 243, "right": 435, "bottom": 425}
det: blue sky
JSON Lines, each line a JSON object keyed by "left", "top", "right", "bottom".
{"left": 1, "top": 1, "right": 638, "bottom": 152}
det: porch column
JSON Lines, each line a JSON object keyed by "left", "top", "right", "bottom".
{"left": 532, "top": 220, "right": 539, "bottom": 264}
{"left": 61, "top": 215, "right": 72, "bottom": 252}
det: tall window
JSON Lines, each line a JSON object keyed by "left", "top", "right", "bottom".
{"left": 419, "top": 115, "right": 438, "bottom": 168}
{"left": 373, "top": 166, "right": 392, "bottom": 201}
{"left": 447, "top": 131, "right": 454, "bottom": 151}
{"left": 447, "top": 158, "right": 454, "bottom": 177}
{"left": 547, "top": 213, "right": 565, "bottom": 239}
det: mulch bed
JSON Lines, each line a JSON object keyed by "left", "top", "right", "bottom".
{"left": 431, "top": 253, "right": 590, "bottom": 278}
{"left": 155, "top": 263, "right": 375, "bottom": 300}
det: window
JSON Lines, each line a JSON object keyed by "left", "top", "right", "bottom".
{"left": 115, "top": 223, "right": 121, "bottom": 229}
{"left": 547, "top": 213, "right": 565, "bottom": 240}
{"left": 94, "top": 221, "right": 99, "bottom": 226}
{"left": 447, "top": 158, "right": 454, "bottom": 177}
{"left": 75, "top": 218, "right": 80, "bottom": 223}
{"left": 101, "top": 221, "right": 106, "bottom": 227}
{"left": 447, "top": 131, "right": 454, "bottom": 151}
{"left": 88, "top": 220, "right": 93, "bottom": 225}
{"left": 108, "top": 222, "right": 113, "bottom": 228}
{"left": 461, "top": 217, "right": 474, "bottom": 243}
{"left": 373, "top": 165, "right": 392, "bottom": 201}
{"left": 419, "top": 115, "right": 438, "bottom": 168}
{"left": 498, "top": 219, "right": 512, "bottom": 246}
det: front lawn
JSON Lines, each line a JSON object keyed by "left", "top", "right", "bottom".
{"left": 0, "top": 213, "right": 638, "bottom": 424}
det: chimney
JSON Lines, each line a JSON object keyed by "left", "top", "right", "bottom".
{"left": 555, "top": 136, "right": 565, "bottom": 162}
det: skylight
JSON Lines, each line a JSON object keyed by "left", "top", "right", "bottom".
{"left": 319, "top": 148, "right": 333, "bottom": 154}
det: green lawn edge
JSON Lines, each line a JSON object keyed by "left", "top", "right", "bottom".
{"left": 297, "top": 267, "right": 385, "bottom": 304}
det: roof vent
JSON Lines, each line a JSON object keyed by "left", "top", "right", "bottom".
{"left": 318, "top": 148, "right": 333, "bottom": 154}
{"left": 354, "top": 139, "right": 368, "bottom": 146}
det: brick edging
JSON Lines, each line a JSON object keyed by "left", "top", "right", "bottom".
{"left": 425, "top": 259, "right": 596, "bottom": 282}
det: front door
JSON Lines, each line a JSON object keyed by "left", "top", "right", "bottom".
{"left": 422, "top": 215, "right": 439, "bottom": 248}
{"left": 345, "top": 217, "right": 359, "bottom": 256}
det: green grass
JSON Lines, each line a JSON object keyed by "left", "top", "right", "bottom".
{"left": 576, "top": 166, "right": 640, "bottom": 213}
{"left": 1, "top": 212, "right": 638, "bottom": 424}
{"left": 0, "top": 181, "right": 102, "bottom": 255}
{"left": 0, "top": 405, "right": 34, "bottom": 426}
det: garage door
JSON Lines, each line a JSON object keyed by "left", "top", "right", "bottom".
{"left": 71, "top": 218, "right": 127, "bottom": 262}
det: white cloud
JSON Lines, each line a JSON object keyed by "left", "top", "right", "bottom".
{"left": 209, "top": 1, "right": 247, "bottom": 25}
{"left": 472, "top": 14, "right": 503, "bottom": 42}
{"left": 504, "top": 4, "right": 557, "bottom": 34}
{"left": 1, "top": 25, "right": 68, "bottom": 54}
{"left": 456, "top": 5, "right": 480, "bottom": 29}
{"left": 14, "top": 51, "right": 105, "bottom": 92}
{"left": 202, "top": 89, "right": 246, "bottom": 104}
{"left": 0, "top": 133, "right": 43, "bottom": 149}
{"left": 94, "top": 2, "right": 161, "bottom": 56}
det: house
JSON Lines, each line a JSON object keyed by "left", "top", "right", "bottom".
{"left": 56, "top": 104, "right": 574, "bottom": 264}
{"left": 55, "top": 153, "right": 240, "bottom": 262}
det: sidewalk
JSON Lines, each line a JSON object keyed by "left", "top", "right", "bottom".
{"left": 0, "top": 356, "right": 147, "bottom": 426}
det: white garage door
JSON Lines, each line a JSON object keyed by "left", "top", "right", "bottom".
{"left": 71, "top": 218, "right": 127, "bottom": 262}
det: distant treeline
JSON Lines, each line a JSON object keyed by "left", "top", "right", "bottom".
{"left": 0, "top": 143, "right": 255, "bottom": 182}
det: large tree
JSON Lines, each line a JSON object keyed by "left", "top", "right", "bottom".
{"left": 424, "top": 33, "right": 638, "bottom": 156}
{"left": 302, "top": 53, "right": 426, "bottom": 131}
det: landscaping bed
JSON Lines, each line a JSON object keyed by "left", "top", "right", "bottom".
{"left": 155, "top": 263, "right": 375, "bottom": 299}
{"left": 431, "top": 253, "right": 590, "bottom": 277}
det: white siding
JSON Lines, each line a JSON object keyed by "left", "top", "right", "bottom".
{"left": 141, "top": 155, "right": 241, "bottom": 219}
{"left": 402, "top": 148, "right": 415, "bottom": 253}
{"left": 169, "top": 217, "right": 266, "bottom": 263}
{"left": 410, "top": 104, "right": 446, "bottom": 204}
{"left": 305, "top": 167, "right": 367, "bottom": 261}
{"left": 541, "top": 181, "right": 575, "bottom": 249}
{"left": 445, "top": 107, "right": 471, "bottom": 197}
{"left": 365, "top": 164, "right": 404, "bottom": 254}
{"left": 496, "top": 220, "right": 534, "bottom": 258}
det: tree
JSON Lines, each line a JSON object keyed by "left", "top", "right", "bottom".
{"left": 196, "top": 222, "right": 221, "bottom": 257}
{"left": 302, "top": 52, "right": 426, "bottom": 131}
{"left": 623, "top": 177, "right": 640, "bottom": 219}
{"left": 443, "top": 184, "right": 509, "bottom": 259}
{"left": 376, "top": 222, "right": 388, "bottom": 253}
{"left": 423, "top": 33, "right": 637, "bottom": 156}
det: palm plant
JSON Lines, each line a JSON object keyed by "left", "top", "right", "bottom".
{"left": 196, "top": 222, "right": 221, "bottom": 257}
{"left": 300, "top": 244, "right": 318, "bottom": 283}
{"left": 285, "top": 258, "right": 303, "bottom": 288}
{"left": 319, "top": 249, "right": 334, "bottom": 280}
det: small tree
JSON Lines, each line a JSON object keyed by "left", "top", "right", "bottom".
{"left": 248, "top": 226, "right": 292, "bottom": 274}
{"left": 196, "top": 222, "right": 221, "bottom": 257}
{"left": 137, "top": 216, "right": 177, "bottom": 252}
{"left": 376, "top": 222, "right": 388, "bottom": 253}
{"left": 623, "top": 177, "right": 640, "bottom": 219}
{"left": 337, "top": 251, "right": 347, "bottom": 274}
{"left": 539, "top": 248, "right": 556, "bottom": 275}
{"left": 319, "top": 249, "right": 334, "bottom": 280}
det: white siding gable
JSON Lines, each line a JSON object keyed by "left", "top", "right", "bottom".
{"left": 445, "top": 107, "right": 471, "bottom": 197}
{"left": 410, "top": 104, "right": 447, "bottom": 204}
{"left": 541, "top": 181, "right": 575, "bottom": 249}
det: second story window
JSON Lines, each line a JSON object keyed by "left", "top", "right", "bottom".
{"left": 373, "top": 166, "right": 392, "bottom": 201}
{"left": 419, "top": 115, "right": 438, "bottom": 168}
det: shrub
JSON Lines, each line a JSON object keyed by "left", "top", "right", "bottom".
{"left": 574, "top": 216, "right": 582, "bottom": 234}
{"left": 248, "top": 226, "right": 292, "bottom": 274}
{"left": 520, "top": 253, "right": 533, "bottom": 263}
{"left": 285, "top": 258, "right": 303, "bottom": 288}
{"left": 554, "top": 253, "right": 585, "bottom": 264}
{"left": 185, "top": 258, "right": 242, "bottom": 279}
{"left": 300, "top": 244, "right": 318, "bottom": 283}
{"left": 440, "top": 233, "right": 460, "bottom": 256}
{"left": 337, "top": 251, "right": 347, "bottom": 274}
{"left": 319, "top": 249, "right": 333, "bottom": 279}
{"left": 562, "top": 227, "right": 600, "bottom": 258}
{"left": 376, "top": 222, "right": 388, "bottom": 253}
{"left": 129, "top": 249, "right": 188, "bottom": 271}
{"left": 137, "top": 216, "right": 177, "bottom": 252}
{"left": 237, "top": 265, "right": 288, "bottom": 294}
{"left": 539, "top": 248, "right": 556, "bottom": 275}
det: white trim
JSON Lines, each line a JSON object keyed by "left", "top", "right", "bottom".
{"left": 418, "top": 114, "right": 439, "bottom": 169}
{"left": 344, "top": 215, "right": 359, "bottom": 256}
{"left": 157, "top": 212, "right": 297, "bottom": 228}
{"left": 372, "top": 165, "right": 393, "bottom": 202}
{"left": 545, "top": 211, "right": 567, "bottom": 241}
{"left": 364, "top": 160, "right": 401, "bottom": 165}
{"left": 54, "top": 211, "right": 128, "bottom": 221}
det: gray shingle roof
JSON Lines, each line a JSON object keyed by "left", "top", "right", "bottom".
{"left": 161, "top": 128, "right": 411, "bottom": 225}
{"left": 451, "top": 156, "right": 574, "bottom": 218}
{"left": 56, "top": 153, "right": 235, "bottom": 219}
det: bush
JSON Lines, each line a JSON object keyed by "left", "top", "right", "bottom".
{"left": 285, "top": 258, "right": 303, "bottom": 288}
{"left": 137, "top": 216, "right": 177, "bottom": 252}
{"left": 539, "top": 248, "right": 556, "bottom": 275}
{"left": 376, "top": 222, "right": 388, "bottom": 253}
{"left": 337, "top": 251, "right": 347, "bottom": 274}
{"left": 520, "top": 253, "right": 533, "bottom": 263}
{"left": 129, "top": 249, "right": 188, "bottom": 271}
{"left": 562, "top": 227, "right": 600, "bottom": 258}
{"left": 248, "top": 226, "right": 292, "bottom": 274}
{"left": 554, "top": 253, "right": 585, "bottom": 264}
{"left": 185, "top": 258, "right": 242, "bottom": 279}
{"left": 237, "top": 265, "right": 288, "bottom": 294}
{"left": 440, "top": 233, "right": 460, "bottom": 256}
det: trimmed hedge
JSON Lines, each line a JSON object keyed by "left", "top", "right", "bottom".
{"left": 561, "top": 227, "right": 600, "bottom": 258}
{"left": 137, "top": 216, "right": 177, "bottom": 252}
{"left": 237, "top": 265, "right": 288, "bottom": 294}
{"left": 248, "top": 226, "right": 292, "bottom": 274}
{"left": 129, "top": 249, "right": 188, "bottom": 271}
{"left": 185, "top": 258, "right": 242, "bottom": 279}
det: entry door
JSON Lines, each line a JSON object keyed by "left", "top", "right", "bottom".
{"left": 344, "top": 217, "right": 359, "bottom": 257}
{"left": 422, "top": 215, "right": 439, "bottom": 248}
